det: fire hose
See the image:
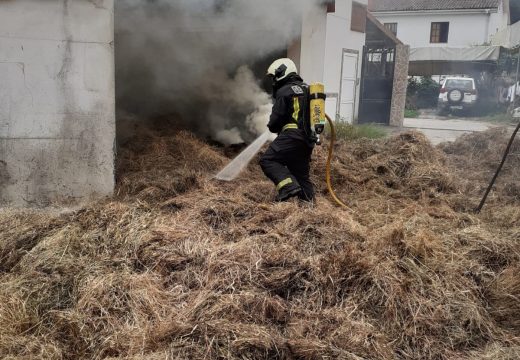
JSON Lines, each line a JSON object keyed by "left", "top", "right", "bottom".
{"left": 325, "top": 114, "right": 349, "bottom": 209}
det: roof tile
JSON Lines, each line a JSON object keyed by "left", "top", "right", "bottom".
{"left": 371, "top": 0, "right": 499, "bottom": 12}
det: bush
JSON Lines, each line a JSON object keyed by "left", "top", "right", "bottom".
{"left": 404, "top": 109, "right": 419, "bottom": 118}
{"left": 407, "top": 76, "right": 440, "bottom": 109}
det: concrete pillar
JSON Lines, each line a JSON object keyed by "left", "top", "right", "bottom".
{"left": 389, "top": 44, "right": 410, "bottom": 127}
{"left": 299, "top": 5, "right": 328, "bottom": 83}
{"left": 0, "top": 0, "right": 115, "bottom": 206}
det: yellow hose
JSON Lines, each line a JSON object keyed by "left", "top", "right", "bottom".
{"left": 325, "top": 114, "right": 349, "bottom": 209}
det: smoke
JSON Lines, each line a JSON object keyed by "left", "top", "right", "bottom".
{"left": 116, "top": 0, "right": 319, "bottom": 144}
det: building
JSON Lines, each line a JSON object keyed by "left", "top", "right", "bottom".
{"left": 370, "top": 0, "right": 508, "bottom": 48}
{"left": 293, "top": 0, "right": 369, "bottom": 123}
{"left": 0, "top": 0, "right": 406, "bottom": 207}
{"left": 296, "top": 0, "right": 408, "bottom": 125}
{"left": 369, "top": 0, "right": 512, "bottom": 77}
{"left": 492, "top": 1, "right": 520, "bottom": 48}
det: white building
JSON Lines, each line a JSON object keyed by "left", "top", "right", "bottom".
{"left": 293, "top": 0, "right": 369, "bottom": 123}
{"left": 370, "top": 0, "right": 509, "bottom": 48}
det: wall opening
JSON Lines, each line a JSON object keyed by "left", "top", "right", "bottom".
{"left": 113, "top": 1, "right": 310, "bottom": 149}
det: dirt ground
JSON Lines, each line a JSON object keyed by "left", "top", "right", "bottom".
{"left": 1, "top": 124, "right": 519, "bottom": 359}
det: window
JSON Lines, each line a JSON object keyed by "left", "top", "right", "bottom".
{"left": 445, "top": 79, "right": 474, "bottom": 91}
{"left": 430, "top": 22, "right": 449, "bottom": 43}
{"left": 325, "top": 0, "right": 335, "bottom": 13}
{"left": 384, "top": 23, "right": 398, "bottom": 35}
{"left": 351, "top": 2, "right": 367, "bottom": 33}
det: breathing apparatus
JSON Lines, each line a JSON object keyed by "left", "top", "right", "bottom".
{"left": 308, "top": 83, "right": 327, "bottom": 145}
{"left": 305, "top": 83, "right": 349, "bottom": 209}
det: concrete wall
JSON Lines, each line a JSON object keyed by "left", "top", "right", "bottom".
{"left": 507, "top": 20, "right": 520, "bottom": 46}
{"left": 0, "top": 0, "right": 115, "bottom": 206}
{"left": 492, "top": 19, "right": 520, "bottom": 47}
{"left": 299, "top": 5, "right": 328, "bottom": 83}
{"left": 324, "top": 0, "right": 367, "bottom": 123}
{"left": 374, "top": 9, "right": 505, "bottom": 48}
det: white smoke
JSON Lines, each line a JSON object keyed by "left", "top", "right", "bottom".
{"left": 208, "top": 66, "right": 272, "bottom": 143}
{"left": 115, "top": 0, "right": 319, "bottom": 144}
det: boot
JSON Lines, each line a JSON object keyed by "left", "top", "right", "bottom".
{"left": 276, "top": 185, "right": 302, "bottom": 202}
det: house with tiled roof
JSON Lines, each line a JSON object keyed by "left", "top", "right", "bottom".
{"left": 369, "top": 0, "right": 509, "bottom": 47}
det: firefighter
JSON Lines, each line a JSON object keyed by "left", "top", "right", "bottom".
{"left": 260, "top": 58, "right": 315, "bottom": 202}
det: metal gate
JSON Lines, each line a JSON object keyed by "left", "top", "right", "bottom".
{"left": 358, "top": 46, "right": 396, "bottom": 124}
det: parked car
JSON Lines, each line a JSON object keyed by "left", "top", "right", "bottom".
{"left": 438, "top": 77, "right": 478, "bottom": 114}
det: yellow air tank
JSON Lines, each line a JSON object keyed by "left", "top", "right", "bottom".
{"left": 309, "top": 83, "right": 327, "bottom": 144}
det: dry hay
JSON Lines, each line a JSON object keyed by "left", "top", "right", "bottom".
{"left": 1, "top": 127, "right": 520, "bottom": 359}
{"left": 116, "top": 130, "right": 228, "bottom": 202}
{"left": 440, "top": 127, "right": 520, "bottom": 205}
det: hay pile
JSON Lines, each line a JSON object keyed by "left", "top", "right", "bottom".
{"left": 1, "top": 127, "right": 520, "bottom": 359}
{"left": 440, "top": 127, "right": 520, "bottom": 205}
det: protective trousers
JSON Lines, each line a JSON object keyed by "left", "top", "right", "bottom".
{"left": 260, "top": 131, "right": 314, "bottom": 201}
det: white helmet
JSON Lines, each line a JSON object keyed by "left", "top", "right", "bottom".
{"left": 267, "top": 58, "right": 298, "bottom": 83}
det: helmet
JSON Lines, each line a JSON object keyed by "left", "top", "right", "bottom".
{"left": 267, "top": 58, "right": 298, "bottom": 83}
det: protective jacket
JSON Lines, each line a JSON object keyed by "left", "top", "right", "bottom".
{"left": 260, "top": 74, "right": 315, "bottom": 202}
{"left": 267, "top": 75, "right": 312, "bottom": 143}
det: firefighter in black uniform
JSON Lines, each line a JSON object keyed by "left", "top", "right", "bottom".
{"left": 260, "top": 58, "right": 315, "bottom": 202}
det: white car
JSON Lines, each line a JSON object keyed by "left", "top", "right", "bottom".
{"left": 438, "top": 77, "right": 478, "bottom": 114}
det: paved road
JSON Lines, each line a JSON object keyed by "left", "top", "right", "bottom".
{"left": 401, "top": 117, "right": 502, "bottom": 145}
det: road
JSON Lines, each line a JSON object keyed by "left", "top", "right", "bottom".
{"left": 401, "top": 117, "right": 505, "bottom": 145}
